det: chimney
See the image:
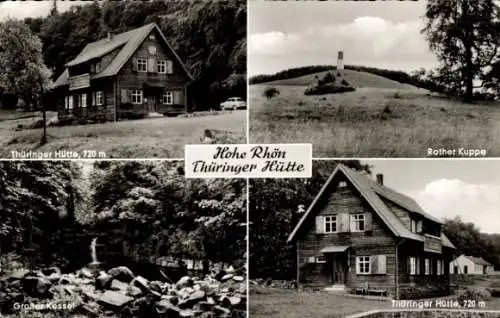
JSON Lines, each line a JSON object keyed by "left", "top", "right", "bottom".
{"left": 376, "top": 173, "right": 384, "bottom": 185}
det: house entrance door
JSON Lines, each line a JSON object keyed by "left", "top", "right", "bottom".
{"left": 147, "top": 95, "right": 157, "bottom": 113}
{"left": 332, "top": 254, "right": 346, "bottom": 284}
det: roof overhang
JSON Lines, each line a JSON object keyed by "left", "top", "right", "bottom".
{"left": 320, "top": 246, "right": 349, "bottom": 253}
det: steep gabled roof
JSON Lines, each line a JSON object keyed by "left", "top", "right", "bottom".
{"left": 464, "top": 255, "right": 492, "bottom": 266}
{"left": 53, "top": 23, "right": 193, "bottom": 88}
{"left": 287, "top": 164, "right": 455, "bottom": 250}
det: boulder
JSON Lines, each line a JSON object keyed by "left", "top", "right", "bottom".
{"left": 79, "top": 268, "right": 94, "bottom": 279}
{"left": 108, "top": 266, "right": 134, "bottom": 283}
{"left": 131, "top": 276, "right": 150, "bottom": 292}
{"left": 98, "top": 290, "right": 133, "bottom": 308}
{"left": 22, "top": 276, "right": 52, "bottom": 297}
{"left": 95, "top": 272, "right": 113, "bottom": 290}
{"left": 41, "top": 267, "right": 61, "bottom": 277}
{"left": 108, "top": 279, "right": 127, "bottom": 292}
{"left": 176, "top": 276, "right": 193, "bottom": 289}
{"left": 8, "top": 269, "right": 30, "bottom": 280}
{"left": 126, "top": 285, "right": 142, "bottom": 297}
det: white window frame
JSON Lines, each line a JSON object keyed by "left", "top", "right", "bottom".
{"left": 68, "top": 95, "right": 73, "bottom": 109}
{"left": 131, "top": 90, "right": 143, "bottom": 104}
{"left": 95, "top": 61, "right": 101, "bottom": 73}
{"left": 410, "top": 219, "right": 417, "bottom": 233}
{"left": 409, "top": 257, "right": 417, "bottom": 275}
{"left": 356, "top": 256, "right": 370, "bottom": 275}
{"left": 162, "top": 91, "right": 173, "bottom": 105}
{"left": 316, "top": 255, "right": 326, "bottom": 264}
{"left": 149, "top": 34, "right": 156, "bottom": 40}
{"left": 351, "top": 214, "right": 365, "bottom": 232}
{"left": 81, "top": 94, "right": 87, "bottom": 108}
{"left": 425, "top": 258, "right": 430, "bottom": 275}
{"left": 338, "top": 181, "right": 347, "bottom": 188}
{"left": 137, "top": 58, "right": 147, "bottom": 72}
{"left": 95, "top": 91, "right": 104, "bottom": 106}
{"left": 157, "top": 60, "right": 167, "bottom": 74}
{"left": 324, "top": 215, "right": 337, "bottom": 233}
{"left": 437, "top": 260, "right": 442, "bottom": 276}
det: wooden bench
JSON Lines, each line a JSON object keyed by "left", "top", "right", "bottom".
{"left": 354, "top": 283, "right": 387, "bottom": 297}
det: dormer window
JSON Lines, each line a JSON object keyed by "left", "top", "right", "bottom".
{"left": 148, "top": 45, "right": 157, "bottom": 55}
{"left": 411, "top": 219, "right": 417, "bottom": 233}
{"left": 95, "top": 61, "right": 101, "bottom": 73}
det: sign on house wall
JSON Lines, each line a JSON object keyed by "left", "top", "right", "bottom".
{"left": 423, "top": 235, "right": 443, "bottom": 254}
{"left": 69, "top": 74, "right": 90, "bottom": 91}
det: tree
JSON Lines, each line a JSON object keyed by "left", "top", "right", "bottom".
{"left": 0, "top": 19, "right": 52, "bottom": 111}
{"left": 422, "top": 0, "right": 500, "bottom": 102}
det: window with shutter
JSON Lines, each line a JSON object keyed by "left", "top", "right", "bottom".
{"left": 148, "top": 57, "right": 156, "bottom": 73}
{"left": 370, "top": 256, "right": 378, "bottom": 274}
{"left": 364, "top": 213, "right": 372, "bottom": 231}
{"left": 132, "top": 58, "right": 138, "bottom": 71}
{"left": 315, "top": 216, "right": 324, "bottom": 234}
{"left": 166, "top": 60, "right": 173, "bottom": 74}
{"left": 340, "top": 213, "right": 350, "bottom": 232}
{"left": 121, "top": 89, "right": 129, "bottom": 104}
{"left": 356, "top": 256, "right": 370, "bottom": 274}
{"left": 377, "top": 255, "right": 386, "bottom": 274}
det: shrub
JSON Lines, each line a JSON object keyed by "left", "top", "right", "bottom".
{"left": 304, "top": 83, "right": 355, "bottom": 96}
{"left": 318, "top": 72, "right": 336, "bottom": 86}
{"left": 263, "top": 87, "right": 280, "bottom": 99}
{"left": 393, "top": 92, "right": 403, "bottom": 99}
{"left": 458, "top": 288, "right": 491, "bottom": 302}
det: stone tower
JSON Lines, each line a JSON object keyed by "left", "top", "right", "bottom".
{"left": 337, "top": 51, "right": 344, "bottom": 76}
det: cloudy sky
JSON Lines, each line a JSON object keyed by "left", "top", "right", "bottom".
{"left": 363, "top": 160, "right": 500, "bottom": 234}
{"left": 0, "top": 1, "right": 88, "bottom": 21}
{"left": 249, "top": 1, "right": 439, "bottom": 76}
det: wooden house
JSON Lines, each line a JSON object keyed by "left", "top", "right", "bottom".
{"left": 450, "top": 255, "right": 494, "bottom": 275}
{"left": 287, "top": 164, "right": 456, "bottom": 299}
{"left": 52, "top": 23, "right": 193, "bottom": 122}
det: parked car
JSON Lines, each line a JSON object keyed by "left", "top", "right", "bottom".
{"left": 220, "top": 97, "right": 246, "bottom": 110}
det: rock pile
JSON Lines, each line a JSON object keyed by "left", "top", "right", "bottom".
{"left": 0, "top": 264, "right": 246, "bottom": 318}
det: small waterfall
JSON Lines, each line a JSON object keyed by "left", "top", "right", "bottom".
{"left": 90, "top": 238, "right": 98, "bottom": 264}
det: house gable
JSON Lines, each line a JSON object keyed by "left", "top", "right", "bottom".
{"left": 297, "top": 171, "right": 397, "bottom": 245}
{"left": 117, "top": 27, "right": 190, "bottom": 84}
{"left": 288, "top": 164, "right": 422, "bottom": 244}
{"left": 53, "top": 23, "right": 192, "bottom": 88}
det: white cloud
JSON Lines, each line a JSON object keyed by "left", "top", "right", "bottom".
{"left": 0, "top": 1, "right": 88, "bottom": 22}
{"left": 248, "top": 15, "right": 437, "bottom": 74}
{"left": 409, "top": 179, "right": 500, "bottom": 233}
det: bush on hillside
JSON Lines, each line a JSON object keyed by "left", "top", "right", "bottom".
{"left": 304, "top": 73, "right": 355, "bottom": 96}
{"left": 263, "top": 87, "right": 280, "bottom": 99}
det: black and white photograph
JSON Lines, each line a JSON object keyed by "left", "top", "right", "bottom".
{"left": 249, "top": 0, "right": 500, "bottom": 157}
{"left": 0, "top": 160, "right": 247, "bottom": 317}
{"left": 0, "top": 0, "right": 247, "bottom": 159}
{"left": 249, "top": 160, "right": 500, "bottom": 317}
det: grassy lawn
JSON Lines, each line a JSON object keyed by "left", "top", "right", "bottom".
{"left": 250, "top": 287, "right": 392, "bottom": 318}
{"left": 249, "top": 84, "right": 500, "bottom": 158}
{"left": 250, "top": 286, "right": 500, "bottom": 318}
{"left": 0, "top": 110, "right": 246, "bottom": 158}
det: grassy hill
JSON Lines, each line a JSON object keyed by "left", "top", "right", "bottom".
{"left": 261, "top": 69, "right": 420, "bottom": 90}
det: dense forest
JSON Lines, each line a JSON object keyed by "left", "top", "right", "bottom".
{"left": 0, "top": 161, "right": 246, "bottom": 269}
{"left": 250, "top": 161, "right": 500, "bottom": 281}
{"left": 249, "top": 64, "right": 447, "bottom": 94}
{"left": 22, "top": 0, "right": 246, "bottom": 110}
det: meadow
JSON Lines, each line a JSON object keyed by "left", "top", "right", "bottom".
{"left": 250, "top": 69, "right": 500, "bottom": 157}
{"left": 0, "top": 110, "right": 246, "bottom": 158}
